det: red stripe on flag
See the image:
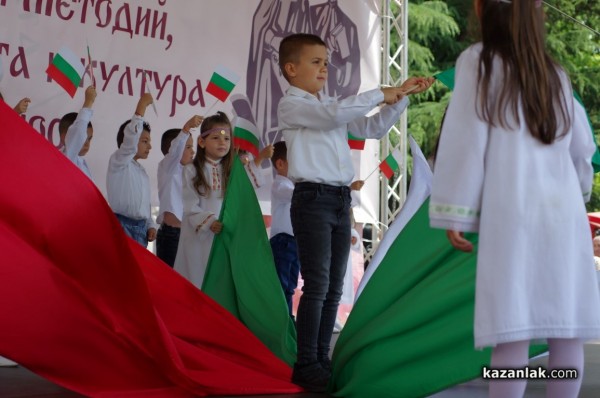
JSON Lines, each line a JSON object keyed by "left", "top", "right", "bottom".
{"left": 206, "top": 82, "right": 230, "bottom": 102}
{"left": 233, "top": 137, "right": 259, "bottom": 157}
{"left": 379, "top": 162, "right": 395, "bottom": 179}
{"left": 348, "top": 139, "right": 366, "bottom": 150}
{"left": 46, "top": 63, "right": 78, "bottom": 97}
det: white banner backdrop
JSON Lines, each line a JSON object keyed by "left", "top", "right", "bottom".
{"left": 0, "top": 0, "right": 382, "bottom": 222}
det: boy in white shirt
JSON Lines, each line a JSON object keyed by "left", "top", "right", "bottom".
{"left": 269, "top": 141, "right": 299, "bottom": 319}
{"left": 59, "top": 85, "right": 96, "bottom": 179}
{"left": 277, "top": 33, "right": 433, "bottom": 391}
{"left": 156, "top": 116, "right": 202, "bottom": 267}
{"left": 107, "top": 93, "right": 157, "bottom": 247}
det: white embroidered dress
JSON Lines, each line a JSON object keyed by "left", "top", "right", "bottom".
{"left": 430, "top": 44, "right": 600, "bottom": 348}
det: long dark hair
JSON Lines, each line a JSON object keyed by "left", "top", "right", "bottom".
{"left": 477, "top": 0, "right": 570, "bottom": 144}
{"left": 192, "top": 111, "right": 233, "bottom": 196}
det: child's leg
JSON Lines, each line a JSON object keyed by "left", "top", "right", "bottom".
{"left": 546, "top": 338, "right": 584, "bottom": 398}
{"left": 489, "top": 340, "right": 529, "bottom": 398}
{"left": 317, "top": 200, "right": 351, "bottom": 364}
{"left": 156, "top": 225, "right": 180, "bottom": 267}
{"left": 270, "top": 234, "right": 295, "bottom": 316}
{"left": 291, "top": 188, "right": 334, "bottom": 367}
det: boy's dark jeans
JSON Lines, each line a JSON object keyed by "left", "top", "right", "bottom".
{"left": 270, "top": 233, "right": 301, "bottom": 317}
{"left": 291, "top": 182, "right": 351, "bottom": 365}
{"left": 156, "top": 224, "right": 181, "bottom": 268}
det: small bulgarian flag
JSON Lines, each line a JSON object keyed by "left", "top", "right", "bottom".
{"left": 46, "top": 47, "right": 85, "bottom": 97}
{"left": 233, "top": 117, "right": 260, "bottom": 157}
{"left": 348, "top": 132, "right": 366, "bottom": 150}
{"left": 379, "top": 148, "right": 402, "bottom": 179}
{"left": 206, "top": 65, "right": 240, "bottom": 102}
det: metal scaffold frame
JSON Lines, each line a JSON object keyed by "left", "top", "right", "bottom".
{"left": 364, "top": 0, "right": 408, "bottom": 264}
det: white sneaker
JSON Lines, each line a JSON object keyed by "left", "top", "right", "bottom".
{"left": 0, "top": 356, "right": 17, "bottom": 367}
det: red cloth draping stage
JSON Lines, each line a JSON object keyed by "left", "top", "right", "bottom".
{"left": 0, "top": 101, "right": 301, "bottom": 397}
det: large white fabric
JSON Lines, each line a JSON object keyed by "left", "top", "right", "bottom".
{"left": 156, "top": 130, "right": 189, "bottom": 224}
{"left": 279, "top": 86, "right": 408, "bottom": 186}
{"left": 62, "top": 107, "right": 93, "bottom": 179}
{"left": 430, "top": 43, "right": 600, "bottom": 348}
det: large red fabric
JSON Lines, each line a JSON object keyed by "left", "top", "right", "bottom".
{"left": 0, "top": 102, "right": 301, "bottom": 397}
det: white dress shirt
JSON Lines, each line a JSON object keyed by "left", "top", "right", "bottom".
{"left": 278, "top": 86, "right": 409, "bottom": 186}
{"left": 106, "top": 114, "right": 156, "bottom": 230}
{"left": 157, "top": 130, "right": 189, "bottom": 224}
{"left": 62, "top": 107, "right": 93, "bottom": 179}
{"left": 270, "top": 173, "right": 294, "bottom": 237}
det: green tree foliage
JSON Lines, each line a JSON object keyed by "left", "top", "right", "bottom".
{"left": 393, "top": 0, "right": 600, "bottom": 210}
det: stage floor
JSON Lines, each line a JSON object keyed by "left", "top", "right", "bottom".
{"left": 2, "top": 342, "right": 600, "bottom": 397}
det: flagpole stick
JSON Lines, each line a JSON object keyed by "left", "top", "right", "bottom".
{"left": 143, "top": 70, "right": 159, "bottom": 117}
{"left": 363, "top": 165, "right": 380, "bottom": 182}
{"left": 203, "top": 99, "right": 219, "bottom": 118}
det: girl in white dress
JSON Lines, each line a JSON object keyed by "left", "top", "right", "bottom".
{"left": 429, "top": 1, "right": 600, "bottom": 397}
{"left": 174, "top": 112, "right": 235, "bottom": 289}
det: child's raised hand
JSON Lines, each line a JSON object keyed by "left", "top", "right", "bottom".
{"left": 83, "top": 86, "right": 97, "bottom": 109}
{"left": 183, "top": 115, "right": 203, "bottom": 133}
{"left": 210, "top": 220, "right": 223, "bottom": 234}
{"left": 255, "top": 144, "right": 274, "bottom": 166}
{"left": 13, "top": 97, "right": 31, "bottom": 115}
{"left": 135, "top": 93, "right": 154, "bottom": 117}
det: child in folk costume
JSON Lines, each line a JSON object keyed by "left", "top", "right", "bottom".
{"left": 429, "top": 1, "right": 600, "bottom": 397}
{"left": 174, "top": 112, "right": 262, "bottom": 289}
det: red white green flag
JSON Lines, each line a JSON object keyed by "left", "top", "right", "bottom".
{"left": 206, "top": 65, "right": 240, "bottom": 102}
{"left": 233, "top": 117, "right": 260, "bottom": 157}
{"left": 379, "top": 148, "right": 402, "bottom": 178}
{"left": 45, "top": 47, "right": 85, "bottom": 97}
{"left": 347, "top": 132, "right": 366, "bottom": 150}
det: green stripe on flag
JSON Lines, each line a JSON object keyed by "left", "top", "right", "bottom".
{"left": 233, "top": 126, "right": 259, "bottom": 147}
{"left": 348, "top": 133, "right": 365, "bottom": 141}
{"left": 53, "top": 54, "right": 82, "bottom": 87}
{"left": 385, "top": 153, "right": 399, "bottom": 171}
{"left": 210, "top": 73, "right": 236, "bottom": 94}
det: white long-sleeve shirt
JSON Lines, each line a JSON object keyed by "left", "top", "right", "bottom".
{"left": 106, "top": 114, "right": 156, "bottom": 230}
{"left": 62, "top": 107, "right": 93, "bottom": 179}
{"left": 157, "top": 130, "right": 189, "bottom": 224}
{"left": 270, "top": 174, "right": 294, "bottom": 237}
{"left": 278, "top": 86, "right": 409, "bottom": 186}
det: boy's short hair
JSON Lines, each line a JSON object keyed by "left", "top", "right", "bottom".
{"left": 59, "top": 112, "right": 93, "bottom": 136}
{"left": 0, "top": 91, "right": 3, "bottom": 101}
{"left": 160, "top": 128, "right": 181, "bottom": 155}
{"left": 117, "top": 119, "right": 151, "bottom": 148}
{"left": 278, "top": 33, "right": 327, "bottom": 82}
{"left": 271, "top": 141, "right": 287, "bottom": 166}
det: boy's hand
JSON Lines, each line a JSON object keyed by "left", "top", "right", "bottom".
{"left": 350, "top": 180, "right": 365, "bottom": 191}
{"left": 147, "top": 227, "right": 157, "bottom": 242}
{"left": 83, "top": 86, "right": 97, "bottom": 109}
{"left": 183, "top": 115, "right": 203, "bottom": 133}
{"left": 13, "top": 97, "right": 31, "bottom": 115}
{"left": 135, "top": 93, "right": 154, "bottom": 117}
{"left": 381, "top": 87, "right": 404, "bottom": 105}
{"left": 255, "top": 144, "right": 274, "bottom": 165}
{"left": 400, "top": 77, "right": 435, "bottom": 95}
{"left": 210, "top": 220, "right": 223, "bottom": 234}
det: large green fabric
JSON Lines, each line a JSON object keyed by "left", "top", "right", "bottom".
{"left": 202, "top": 157, "right": 297, "bottom": 366}
{"left": 330, "top": 200, "right": 546, "bottom": 398}
{"left": 434, "top": 67, "right": 600, "bottom": 172}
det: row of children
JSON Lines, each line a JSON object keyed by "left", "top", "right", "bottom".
{"left": 2, "top": 31, "right": 433, "bottom": 391}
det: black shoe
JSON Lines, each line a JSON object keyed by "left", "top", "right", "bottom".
{"left": 319, "top": 357, "right": 332, "bottom": 373}
{"left": 291, "top": 362, "right": 330, "bottom": 393}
